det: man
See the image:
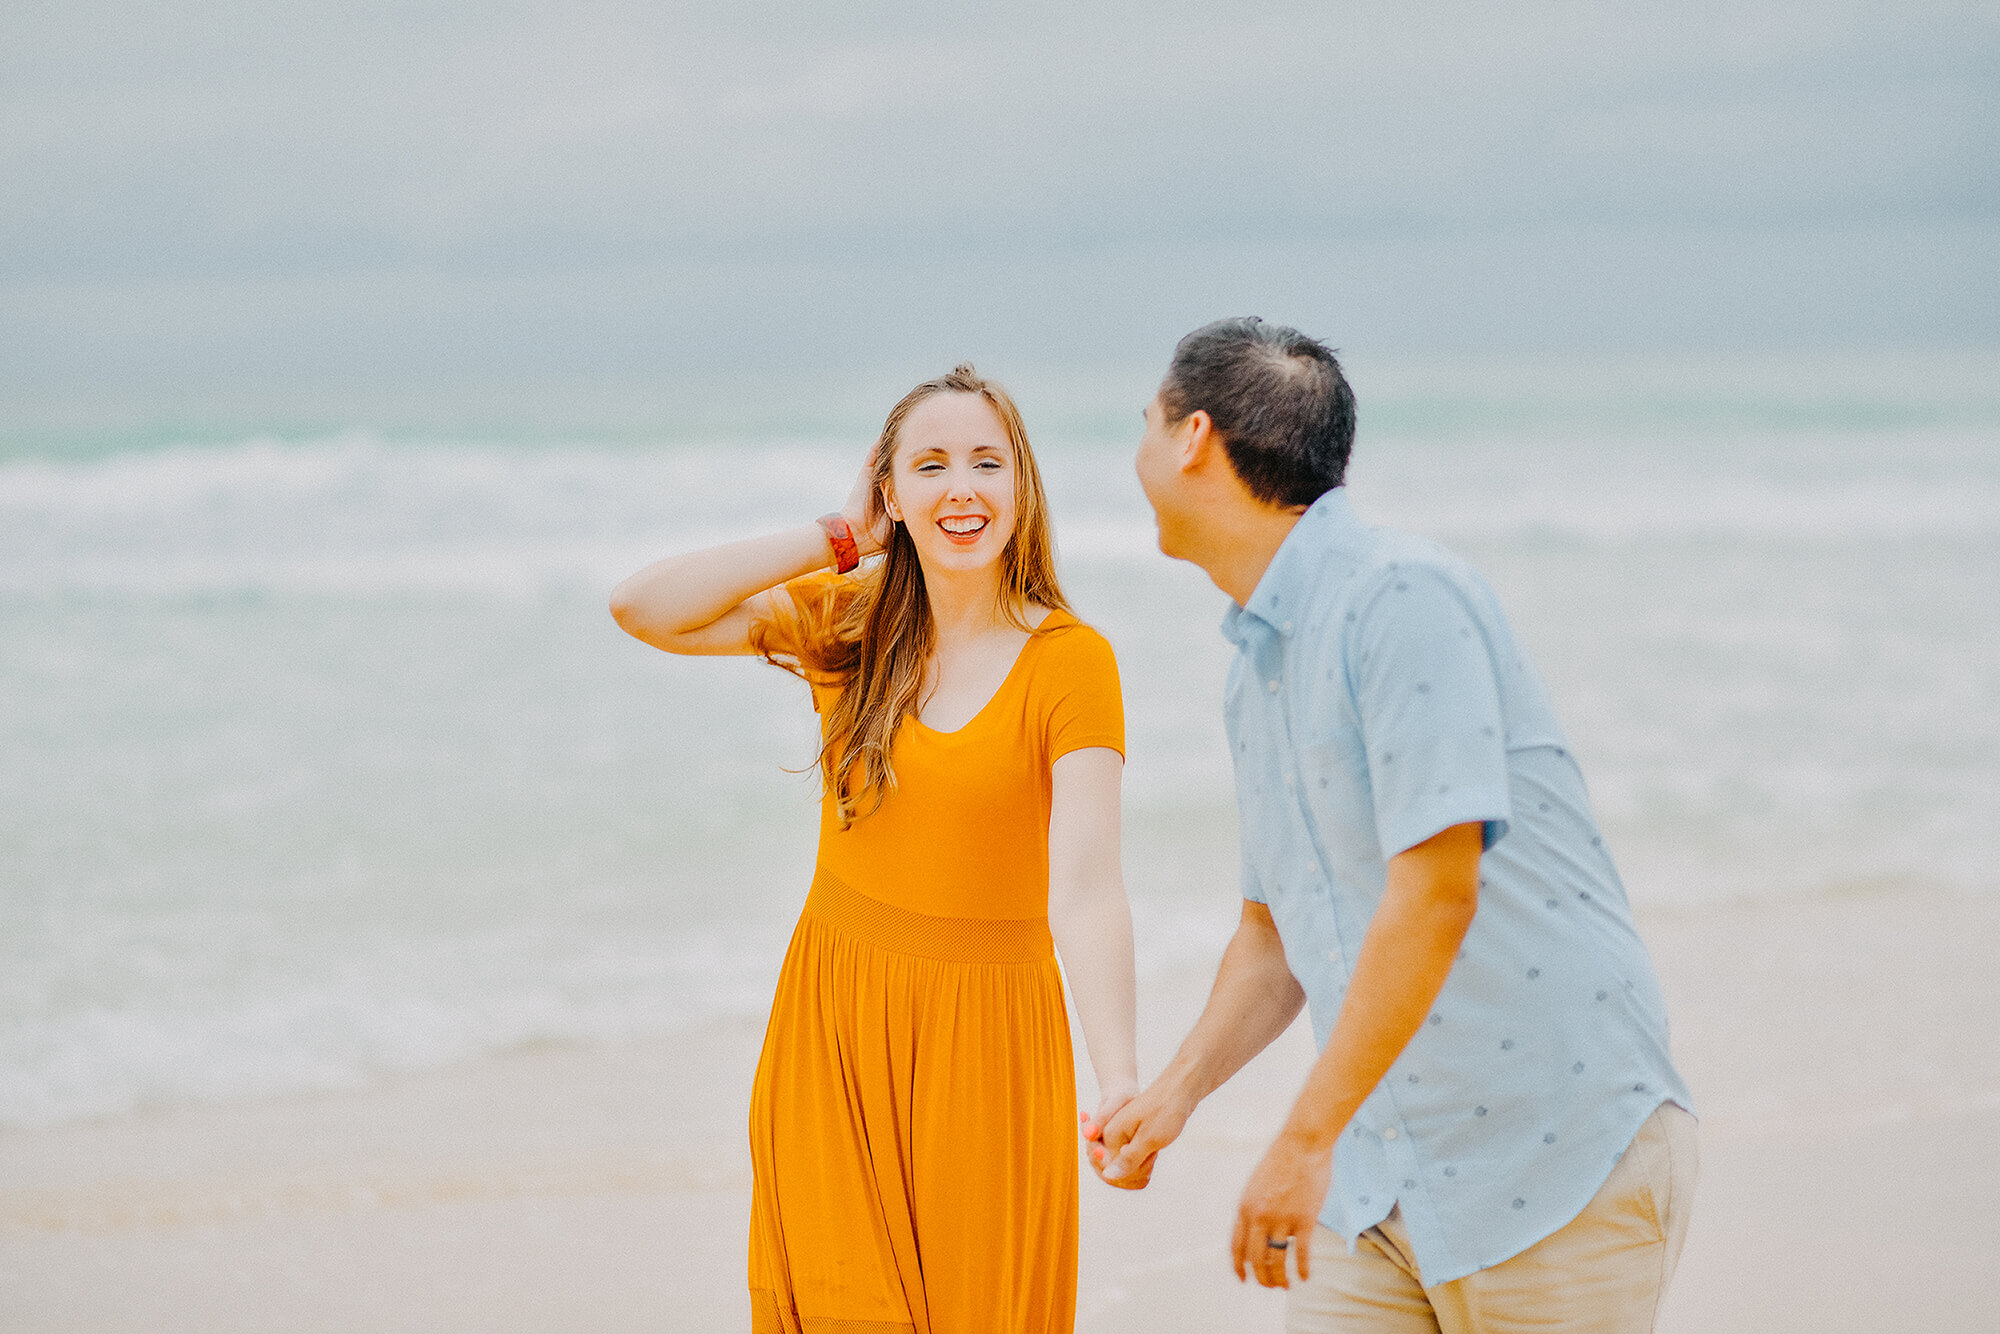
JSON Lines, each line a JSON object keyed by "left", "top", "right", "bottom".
{"left": 1088, "top": 318, "right": 1695, "bottom": 1331}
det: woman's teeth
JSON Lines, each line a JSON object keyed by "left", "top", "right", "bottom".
{"left": 940, "top": 516, "right": 987, "bottom": 535}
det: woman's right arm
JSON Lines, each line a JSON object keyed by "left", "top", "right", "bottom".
{"left": 609, "top": 454, "right": 884, "bottom": 656}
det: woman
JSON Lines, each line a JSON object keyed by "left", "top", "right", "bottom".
{"left": 610, "top": 365, "right": 1138, "bottom": 1333}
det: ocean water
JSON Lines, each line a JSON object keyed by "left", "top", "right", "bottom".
{"left": 3, "top": 357, "right": 1997, "bottom": 1128}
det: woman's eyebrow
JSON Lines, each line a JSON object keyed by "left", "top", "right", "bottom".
{"left": 908, "top": 441, "right": 1005, "bottom": 459}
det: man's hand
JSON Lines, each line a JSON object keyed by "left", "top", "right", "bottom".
{"left": 1084, "top": 1078, "right": 1195, "bottom": 1189}
{"left": 1231, "top": 1132, "right": 1335, "bottom": 1288}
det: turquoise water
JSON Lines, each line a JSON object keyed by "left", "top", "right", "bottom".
{"left": 3, "top": 355, "right": 1997, "bottom": 1127}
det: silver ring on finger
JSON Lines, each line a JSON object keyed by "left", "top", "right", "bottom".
{"left": 1266, "top": 1237, "right": 1290, "bottom": 1249}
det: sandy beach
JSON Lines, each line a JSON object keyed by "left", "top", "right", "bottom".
{"left": 4, "top": 883, "right": 1996, "bottom": 1332}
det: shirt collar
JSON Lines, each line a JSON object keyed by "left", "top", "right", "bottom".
{"left": 1221, "top": 487, "right": 1362, "bottom": 646}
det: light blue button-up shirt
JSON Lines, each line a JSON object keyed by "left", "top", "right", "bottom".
{"left": 1222, "top": 487, "right": 1690, "bottom": 1284}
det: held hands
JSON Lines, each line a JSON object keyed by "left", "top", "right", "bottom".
{"left": 1080, "top": 1078, "right": 1335, "bottom": 1291}
{"left": 1230, "top": 1132, "right": 1335, "bottom": 1289}
{"left": 1077, "top": 1085, "right": 1138, "bottom": 1178}
{"left": 1081, "top": 1079, "right": 1194, "bottom": 1191}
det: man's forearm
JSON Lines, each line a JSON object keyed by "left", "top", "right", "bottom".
{"left": 1159, "top": 903, "right": 1306, "bottom": 1109}
{"left": 1094, "top": 901, "right": 1308, "bottom": 1185}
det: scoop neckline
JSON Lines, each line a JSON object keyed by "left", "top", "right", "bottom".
{"left": 910, "top": 608, "right": 1066, "bottom": 737}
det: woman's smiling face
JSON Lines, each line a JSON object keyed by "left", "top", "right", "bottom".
{"left": 881, "top": 391, "right": 1019, "bottom": 577}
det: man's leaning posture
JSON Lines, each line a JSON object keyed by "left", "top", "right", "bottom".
{"left": 1089, "top": 318, "right": 1695, "bottom": 1334}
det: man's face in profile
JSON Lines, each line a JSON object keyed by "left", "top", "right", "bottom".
{"left": 1133, "top": 388, "right": 1187, "bottom": 558}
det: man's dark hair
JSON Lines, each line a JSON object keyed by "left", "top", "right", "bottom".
{"left": 1160, "top": 317, "right": 1356, "bottom": 508}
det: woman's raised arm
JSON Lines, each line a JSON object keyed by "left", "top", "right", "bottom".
{"left": 610, "top": 524, "right": 834, "bottom": 656}
{"left": 609, "top": 450, "right": 884, "bottom": 655}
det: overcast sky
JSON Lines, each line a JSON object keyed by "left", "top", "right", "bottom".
{"left": 4, "top": 0, "right": 1996, "bottom": 416}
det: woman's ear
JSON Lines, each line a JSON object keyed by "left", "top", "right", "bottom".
{"left": 881, "top": 483, "right": 902, "bottom": 523}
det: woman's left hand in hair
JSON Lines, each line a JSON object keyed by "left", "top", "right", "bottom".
{"left": 839, "top": 439, "right": 892, "bottom": 557}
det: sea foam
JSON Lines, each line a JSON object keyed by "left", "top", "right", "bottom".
{"left": 2, "top": 411, "right": 1994, "bottom": 1127}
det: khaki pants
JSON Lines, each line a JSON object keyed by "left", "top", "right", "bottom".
{"left": 1287, "top": 1103, "right": 1698, "bottom": 1334}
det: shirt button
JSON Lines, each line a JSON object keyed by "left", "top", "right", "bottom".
{"left": 1282, "top": 621, "right": 1293, "bottom": 632}
{"left": 1383, "top": 1127, "right": 1400, "bottom": 1141}
{"left": 1283, "top": 773, "right": 1294, "bottom": 787}
{"left": 1267, "top": 679, "right": 1280, "bottom": 694}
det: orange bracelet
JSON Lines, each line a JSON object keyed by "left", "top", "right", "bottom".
{"left": 816, "top": 513, "right": 860, "bottom": 573}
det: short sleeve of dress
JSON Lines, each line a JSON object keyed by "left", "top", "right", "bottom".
{"left": 770, "top": 571, "right": 858, "bottom": 654}
{"left": 1040, "top": 622, "right": 1126, "bottom": 762}
{"left": 763, "top": 570, "right": 862, "bottom": 711}
{"left": 1348, "top": 564, "right": 1512, "bottom": 857}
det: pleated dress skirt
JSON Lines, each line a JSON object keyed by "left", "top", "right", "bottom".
{"left": 747, "top": 871, "right": 1079, "bottom": 1334}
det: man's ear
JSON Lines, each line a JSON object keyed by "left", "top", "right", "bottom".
{"left": 1180, "top": 409, "right": 1218, "bottom": 472}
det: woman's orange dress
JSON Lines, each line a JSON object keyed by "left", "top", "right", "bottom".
{"left": 747, "top": 574, "right": 1124, "bottom": 1334}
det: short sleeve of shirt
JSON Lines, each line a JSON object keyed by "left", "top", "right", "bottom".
{"left": 1240, "top": 844, "right": 1268, "bottom": 904}
{"left": 1348, "top": 565, "right": 1512, "bottom": 857}
{"left": 1040, "top": 623, "right": 1126, "bottom": 762}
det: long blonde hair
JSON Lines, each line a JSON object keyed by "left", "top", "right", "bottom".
{"left": 757, "top": 364, "right": 1069, "bottom": 826}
